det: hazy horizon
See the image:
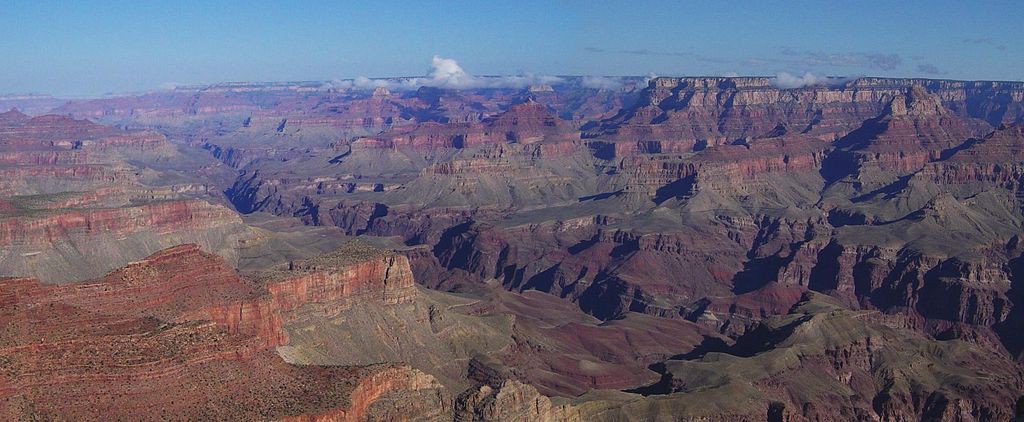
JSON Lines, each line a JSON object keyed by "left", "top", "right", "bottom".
{"left": 3, "top": 0, "right": 1022, "bottom": 96}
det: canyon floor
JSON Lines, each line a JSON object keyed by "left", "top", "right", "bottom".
{"left": 2, "top": 76, "right": 1024, "bottom": 420}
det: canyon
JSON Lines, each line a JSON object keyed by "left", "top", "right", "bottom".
{"left": 2, "top": 75, "right": 1023, "bottom": 420}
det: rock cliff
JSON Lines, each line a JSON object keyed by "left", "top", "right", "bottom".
{"left": 0, "top": 243, "right": 447, "bottom": 420}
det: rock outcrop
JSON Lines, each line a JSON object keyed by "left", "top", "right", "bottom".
{"left": 0, "top": 243, "right": 448, "bottom": 420}
{"left": 607, "top": 293, "right": 1024, "bottom": 421}
{"left": 454, "top": 380, "right": 581, "bottom": 421}
{"left": 587, "top": 77, "right": 1023, "bottom": 145}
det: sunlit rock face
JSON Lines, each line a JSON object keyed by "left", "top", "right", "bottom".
{"left": 0, "top": 243, "right": 445, "bottom": 421}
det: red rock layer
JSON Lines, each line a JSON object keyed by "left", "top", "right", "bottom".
{"left": 201, "top": 244, "right": 417, "bottom": 347}
{"left": 841, "top": 86, "right": 991, "bottom": 174}
{"left": 924, "top": 124, "right": 1024, "bottom": 185}
{"left": 0, "top": 243, "right": 433, "bottom": 420}
{"left": 0, "top": 112, "right": 174, "bottom": 197}
{"left": 0, "top": 165, "right": 135, "bottom": 195}
{"left": 0, "top": 114, "right": 169, "bottom": 155}
{"left": 279, "top": 366, "right": 444, "bottom": 422}
{"left": 0, "top": 199, "right": 241, "bottom": 246}
{"left": 613, "top": 134, "right": 828, "bottom": 194}
{"left": 589, "top": 76, "right": 1022, "bottom": 144}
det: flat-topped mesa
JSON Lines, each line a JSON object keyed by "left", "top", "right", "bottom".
{"left": 0, "top": 114, "right": 114, "bottom": 140}
{"left": 0, "top": 198, "right": 243, "bottom": 246}
{"left": 647, "top": 75, "right": 1024, "bottom": 96}
{"left": 52, "top": 89, "right": 264, "bottom": 119}
{"left": 0, "top": 164, "right": 135, "bottom": 195}
{"left": 0, "top": 113, "right": 174, "bottom": 157}
{"left": 256, "top": 241, "right": 417, "bottom": 322}
{"left": 590, "top": 76, "right": 1024, "bottom": 147}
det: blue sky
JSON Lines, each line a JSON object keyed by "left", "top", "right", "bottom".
{"left": 2, "top": 0, "right": 1021, "bottom": 96}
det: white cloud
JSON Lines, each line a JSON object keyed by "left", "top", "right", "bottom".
{"left": 353, "top": 76, "right": 390, "bottom": 89}
{"left": 581, "top": 76, "right": 623, "bottom": 90}
{"left": 341, "top": 56, "right": 662, "bottom": 92}
{"left": 327, "top": 79, "right": 353, "bottom": 90}
{"left": 771, "top": 72, "right": 828, "bottom": 89}
{"left": 376, "top": 55, "right": 566, "bottom": 90}
{"left": 769, "top": 72, "right": 856, "bottom": 89}
{"left": 722, "top": 71, "right": 740, "bottom": 77}
{"left": 339, "top": 56, "right": 566, "bottom": 91}
{"left": 426, "top": 55, "right": 472, "bottom": 87}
